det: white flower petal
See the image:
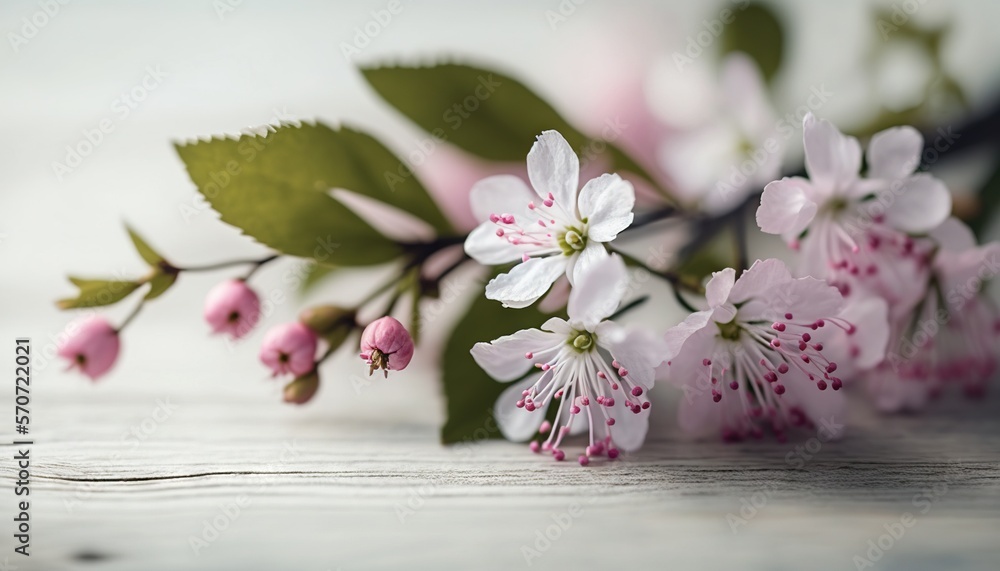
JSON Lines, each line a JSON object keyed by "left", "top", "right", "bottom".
{"left": 786, "top": 277, "right": 844, "bottom": 319}
{"left": 493, "top": 375, "right": 548, "bottom": 442}
{"left": 469, "top": 174, "right": 536, "bottom": 222}
{"left": 597, "top": 323, "right": 666, "bottom": 389}
{"left": 795, "top": 230, "right": 833, "bottom": 285}
{"left": 867, "top": 126, "right": 922, "bottom": 180}
{"left": 567, "top": 251, "right": 625, "bottom": 327}
{"left": 705, "top": 268, "right": 736, "bottom": 308}
{"left": 845, "top": 177, "right": 888, "bottom": 200}
{"left": 527, "top": 130, "right": 579, "bottom": 211}
{"left": 677, "top": 383, "right": 723, "bottom": 439}
{"left": 331, "top": 189, "right": 436, "bottom": 242}
{"left": 737, "top": 267, "right": 844, "bottom": 323}
{"left": 727, "top": 258, "right": 793, "bottom": 305}
{"left": 664, "top": 310, "right": 714, "bottom": 359}
{"left": 866, "top": 370, "right": 930, "bottom": 413}
{"left": 659, "top": 122, "right": 745, "bottom": 205}
{"left": 471, "top": 329, "right": 560, "bottom": 381}
{"left": 464, "top": 222, "right": 525, "bottom": 265}
{"left": 720, "top": 53, "right": 775, "bottom": 140}
{"left": 568, "top": 241, "right": 609, "bottom": 287}
{"left": 835, "top": 297, "right": 889, "bottom": 371}
{"left": 541, "top": 317, "right": 574, "bottom": 336}
{"left": 936, "top": 242, "right": 1000, "bottom": 295}
{"left": 781, "top": 379, "right": 847, "bottom": 440}
{"left": 606, "top": 388, "right": 650, "bottom": 452}
{"left": 538, "top": 276, "right": 571, "bottom": 313}
{"left": 663, "top": 326, "right": 717, "bottom": 386}
{"left": 711, "top": 303, "right": 738, "bottom": 324}
{"left": 885, "top": 174, "right": 951, "bottom": 234}
{"left": 485, "top": 255, "right": 568, "bottom": 309}
{"left": 930, "top": 217, "right": 976, "bottom": 252}
{"left": 803, "top": 112, "right": 861, "bottom": 190}
{"left": 756, "top": 177, "right": 819, "bottom": 239}
{"left": 577, "top": 174, "right": 635, "bottom": 242}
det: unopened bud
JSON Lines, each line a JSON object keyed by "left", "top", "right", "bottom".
{"left": 298, "top": 304, "right": 355, "bottom": 335}
{"left": 283, "top": 371, "right": 319, "bottom": 405}
{"left": 57, "top": 316, "right": 120, "bottom": 381}
{"left": 204, "top": 279, "right": 261, "bottom": 339}
{"left": 360, "top": 316, "right": 414, "bottom": 377}
{"left": 260, "top": 322, "right": 319, "bottom": 377}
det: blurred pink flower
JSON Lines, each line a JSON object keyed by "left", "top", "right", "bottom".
{"left": 757, "top": 114, "right": 951, "bottom": 319}
{"left": 663, "top": 259, "right": 889, "bottom": 442}
{"left": 652, "top": 53, "right": 783, "bottom": 213}
{"left": 360, "top": 316, "right": 414, "bottom": 377}
{"left": 416, "top": 145, "right": 523, "bottom": 232}
{"left": 867, "top": 218, "right": 1000, "bottom": 410}
{"left": 203, "top": 279, "right": 261, "bottom": 340}
{"left": 58, "top": 316, "right": 121, "bottom": 381}
{"left": 259, "top": 322, "right": 318, "bottom": 377}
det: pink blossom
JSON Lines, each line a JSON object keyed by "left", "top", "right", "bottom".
{"left": 360, "top": 316, "right": 414, "bottom": 377}
{"left": 866, "top": 218, "right": 1000, "bottom": 410}
{"left": 58, "top": 316, "right": 121, "bottom": 381}
{"left": 653, "top": 53, "right": 784, "bottom": 213}
{"left": 663, "top": 259, "right": 889, "bottom": 442}
{"left": 259, "top": 322, "right": 318, "bottom": 377}
{"left": 203, "top": 279, "right": 261, "bottom": 339}
{"left": 471, "top": 255, "right": 666, "bottom": 463}
{"left": 756, "top": 114, "right": 950, "bottom": 319}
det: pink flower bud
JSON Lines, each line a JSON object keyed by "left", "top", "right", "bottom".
{"left": 360, "top": 316, "right": 414, "bottom": 377}
{"left": 259, "top": 322, "right": 318, "bottom": 377}
{"left": 203, "top": 279, "right": 261, "bottom": 339}
{"left": 57, "top": 316, "right": 120, "bottom": 381}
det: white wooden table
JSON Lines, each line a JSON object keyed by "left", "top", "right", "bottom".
{"left": 4, "top": 347, "right": 999, "bottom": 571}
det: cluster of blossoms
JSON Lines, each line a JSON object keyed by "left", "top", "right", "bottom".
{"left": 466, "top": 132, "right": 663, "bottom": 464}
{"left": 464, "top": 115, "right": 996, "bottom": 463}
{"left": 758, "top": 113, "right": 1000, "bottom": 412}
{"left": 58, "top": 276, "right": 414, "bottom": 404}
{"left": 55, "top": 108, "right": 996, "bottom": 466}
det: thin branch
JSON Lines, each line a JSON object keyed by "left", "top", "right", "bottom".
{"left": 734, "top": 205, "right": 749, "bottom": 274}
{"left": 608, "top": 296, "right": 649, "bottom": 321}
{"left": 116, "top": 300, "right": 145, "bottom": 332}
{"left": 176, "top": 254, "right": 278, "bottom": 273}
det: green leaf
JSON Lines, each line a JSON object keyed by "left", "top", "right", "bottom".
{"left": 58, "top": 277, "right": 142, "bottom": 309}
{"left": 440, "top": 288, "right": 558, "bottom": 444}
{"left": 332, "top": 127, "right": 454, "bottom": 234}
{"left": 126, "top": 225, "right": 167, "bottom": 266}
{"left": 722, "top": 3, "right": 785, "bottom": 83}
{"left": 360, "top": 62, "right": 668, "bottom": 198}
{"left": 145, "top": 272, "right": 177, "bottom": 300}
{"left": 175, "top": 123, "right": 450, "bottom": 266}
{"left": 124, "top": 226, "right": 179, "bottom": 300}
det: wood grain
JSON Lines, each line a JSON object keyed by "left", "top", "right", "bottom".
{"left": 2, "top": 373, "right": 999, "bottom": 571}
